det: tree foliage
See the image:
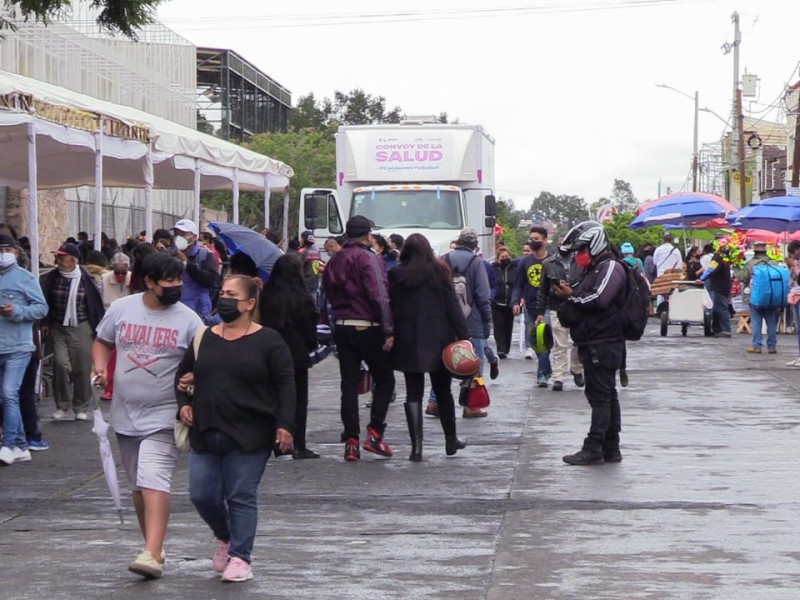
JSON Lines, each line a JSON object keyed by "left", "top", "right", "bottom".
{"left": 4, "top": 0, "right": 163, "bottom": 38}
{"left": 529, "top": 191, "right": 589, "bottom": 229}
{"left": 602, "top": 211, "right": 665, "bottom": 253}
{"left": 200, "top": 129, "right": 337, "bottom": 235}
{"left": 290, "top": 89, "right": 405, "bottom": 130}
{"left": 610, "top": 179, "right": 639, "bottom": 213}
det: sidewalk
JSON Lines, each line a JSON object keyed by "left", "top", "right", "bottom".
{"left": 2, "top": 321, "right": 800, "bottom": 599}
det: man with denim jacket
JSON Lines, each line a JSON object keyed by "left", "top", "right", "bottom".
{"left": 0, "top": 234, "right": 48, "bottom": 465}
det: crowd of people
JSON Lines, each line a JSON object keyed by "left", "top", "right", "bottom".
{"left": 0, "top": 215, "right": 690, "bottom": 582}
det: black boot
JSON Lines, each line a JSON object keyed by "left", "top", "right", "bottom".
{"left": 445, "top": 436, "right": 466, "bottom": 456}
{"left": 404, "top": 402, "right": 423, "bottom": 462}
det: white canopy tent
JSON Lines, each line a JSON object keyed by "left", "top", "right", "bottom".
{"left": 0, "top": 70, "right": 293, "bottom": 275}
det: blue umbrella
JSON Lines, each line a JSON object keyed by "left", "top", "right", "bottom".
{"left": 630, "top": 195, "right": 729, "bottom": 230}
{"left": 209, "top": 222, "right": 283, "bottom": 282}
{"left": 726, "top": 195, "right": 800, "bottom": 233}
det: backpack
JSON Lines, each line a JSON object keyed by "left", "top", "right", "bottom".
{"left": 444, "top": 253, "right": 478, "bottom": 318}
{"left": 617, "top": 259, "right": 651, "bottom": 341}
{"left": 750, "top": 263, "right": 790, "bottom": 309}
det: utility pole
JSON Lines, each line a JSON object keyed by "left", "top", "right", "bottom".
{"left": 692, "top": 90, "right": 699, "bottom": 192}
{"left": 731, "top": 12, "right": 747, "bottom": 206}
{"left": 791, "top": 91, "right": 800, "bottom": 187}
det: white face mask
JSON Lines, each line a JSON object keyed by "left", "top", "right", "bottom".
{"left": 0, "top": 252, "right": 16, "bottom": 269}
{"left": 174, "top": 236, "right": 189, "bottom": 251}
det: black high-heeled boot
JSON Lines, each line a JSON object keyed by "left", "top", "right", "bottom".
{"left": 404, "top": 402, "right": 423, "bottom": 462}
{"left": 445, "top": 436, "right": 466, "bottom": 456}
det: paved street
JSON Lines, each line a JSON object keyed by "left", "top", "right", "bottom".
{"left": 2, "top": 321, "right": 800, "bottom": 599}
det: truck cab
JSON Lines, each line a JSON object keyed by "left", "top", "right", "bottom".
{"left": 300, "top": 122, "right": 496, "bottom": 258}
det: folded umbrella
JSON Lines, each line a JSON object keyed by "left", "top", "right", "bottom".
{"left": 209, "top": 222, "right": 283, "bottom": 282}
{"left": 91, "top": 408, "right": 124, "bottom": 524}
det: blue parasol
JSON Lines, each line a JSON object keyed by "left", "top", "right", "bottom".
{"left": 726, "top": 195, "right": 800, "bottom": 234}
{"left": 630, "top": 195, "right": 729, "bottom": 230}
{"left": 209, "top": 222, "right": 283, "bottom": 282}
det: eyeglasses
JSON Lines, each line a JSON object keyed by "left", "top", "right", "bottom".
{"left": 113, "top": 271, "right": 127, "bottom": 276}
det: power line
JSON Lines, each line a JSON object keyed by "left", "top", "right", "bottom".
{"left": 154, "top": 0, "right": 717, "bottom": 31}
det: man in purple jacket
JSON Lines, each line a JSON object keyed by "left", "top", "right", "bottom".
{"left": 322, "top": 215, "right": 396, "bottom": 462}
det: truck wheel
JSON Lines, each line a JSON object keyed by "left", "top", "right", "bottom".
{"left": 660, "top": 311, "right": 669, "bottom": 336}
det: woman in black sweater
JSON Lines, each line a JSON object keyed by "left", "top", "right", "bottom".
{"left": 389, "top": 234, "right": 471, "bottom": 461}
{"left": 260, "top": 254, "right": 320, "bottom": 459}
{"left": 176, "top": 274, "right": 295, "bottom": 583}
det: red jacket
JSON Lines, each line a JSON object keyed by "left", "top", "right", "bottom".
{"left": 322, "top": 240, "right": 393, "bottom": 337}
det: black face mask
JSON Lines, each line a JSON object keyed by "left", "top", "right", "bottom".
{"left": 499, "top": 258, "right": 511, "bottom": 267}
{"left": 217, "top": 297, "right": 243, "bottom": 323}
{"left": 530, "top": 240, "right": 544, "bottom": 251}
{"left": 157, "top": 285, "right": 182, "bottom": 307}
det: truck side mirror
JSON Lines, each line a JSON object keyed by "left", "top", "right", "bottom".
{"left": 484, "top": 194, "right": 496, "bottom": 217}
{"left": 485, "top": 216, "right": 496, "bottom": 228}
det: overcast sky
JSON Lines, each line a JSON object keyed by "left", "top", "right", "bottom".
{"left": 157, "top": 0, "right": 800, "bottom": 211}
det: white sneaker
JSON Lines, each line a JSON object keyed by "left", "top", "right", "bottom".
{"left": 787, "top": 358, "right": 800, "bottom": 367}
{"left": 0, "top": 446, "right": 15, "bottom": 465}
{"left": 52, "top": 409, "right": 68, "bottom": 420}
{"left": 75, "top": 412, "right": 88, "bottom": 421}
{"left": 0, "top": 446, "right": 31, "bottom": 465}
{"left": 524, "top": 348, "right": 534, "bottom": 360}
{"left": 14, "top": 448, "right": 31, "bottom": 463}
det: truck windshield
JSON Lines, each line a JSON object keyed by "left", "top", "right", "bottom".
{"left": 350, "top": 189, "right": 463, "bottom": 230}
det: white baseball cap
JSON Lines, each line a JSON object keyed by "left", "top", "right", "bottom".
{"left": 173, "top": 219, "right": 198, "bottom": 236}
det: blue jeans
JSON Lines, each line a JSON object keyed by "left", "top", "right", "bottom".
{"left": 750, "top": 306, "right": 778, "bottom": 350}
{"left": 0, "top": 351, "right": 32, "bottom": 449}
{"left": 526, "top": 308, "right": 552, "bottom": 380}
{"left": 189, "top": 430, "right": 270, "bottom": 563}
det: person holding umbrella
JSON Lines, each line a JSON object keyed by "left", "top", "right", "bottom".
{"left": 91, "top": 253, "right": 203, "bottom": 579}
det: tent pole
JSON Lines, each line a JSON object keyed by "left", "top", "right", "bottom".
{"left": 282, "top": 187, "right": 289, "bottom": 250}
{"left": 232, "top": 168, "right": 240, "bottom": 225}
{"left": 94, "top": 125, "right": 104, "bottom": 251}
{"left": 27, "top": 120, "right": 39, "bottom": 279}
{"left": 144, "top": 139, "right": 154, "bottom": 241}
{"left": 193, "top": 159, "right": 201, "bottom": 225}
{"left": 263, "top": 174, "right": 271, "bottom": 231}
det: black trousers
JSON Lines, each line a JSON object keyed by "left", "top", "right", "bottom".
{"left": 491, "top": 304, "right": 515, "bottom": 355}
{"left": 293, "top": 367, "right": 310, "bottom": 449}
{"left": 577, "top": 342, "right": 624, "bottom": 452}
{"left": 404, "top": 369, "right": 457, "bottom": 438}
{"left": 334, "top": 325, "right": 395, "bottom": 442}
{"left": 19, "top": 352, "right": 42, "bottom": 442}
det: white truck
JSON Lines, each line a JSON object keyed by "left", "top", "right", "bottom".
{"left": 300, "top": 122, "right": 497, "bottom": 257}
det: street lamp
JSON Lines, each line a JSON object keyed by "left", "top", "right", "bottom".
{"left": 657, "top": 84, "right": 700, "bottom": 192}
{"left": 699, "top": 106, "right": 732, "bottom": 128}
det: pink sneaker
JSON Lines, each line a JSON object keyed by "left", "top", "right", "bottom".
{"left": 212, "top": 539, "right": 231, "bottom": 572}
{"left": 221, "top": 556, "right": 253, "bottom": 582}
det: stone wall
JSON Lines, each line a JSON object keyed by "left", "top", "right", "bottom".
{"left": 7, "top": 189, "right": 69, "bottom": 267}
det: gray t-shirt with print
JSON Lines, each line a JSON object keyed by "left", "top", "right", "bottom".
{"left": 96, "top": 293, "right": 203, "bottom": 436}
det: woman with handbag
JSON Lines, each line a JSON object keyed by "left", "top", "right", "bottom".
{"left": 260, "top": 254, "right": 320, "bottom": 459}
{"left": 389, "top": 233, "right": 471, "bottom": 461}
{"left": 175, "top": 274, "right": 296, "bottom": 583}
